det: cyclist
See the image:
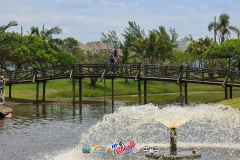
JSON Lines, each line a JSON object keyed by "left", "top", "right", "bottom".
{"left": 109, "top": 49, "right": 120, "bottom": 63}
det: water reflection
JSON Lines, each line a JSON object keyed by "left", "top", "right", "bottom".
{"left": 0, "top": 102, "right": 119, "bottom": 160}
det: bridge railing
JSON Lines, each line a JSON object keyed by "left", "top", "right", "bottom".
{"left": 138, "top": 64, "right": 180, "bottom": 80}
{"left": 72, "top": 63, "right": 140, "bottom": 79}
{"left": 34, "top": 65, "right": 72, "bottom": 81}
{"left": 117, "top": 64, "right": 138, "bottom": 78}
{"left": 1, "top": 69, "right": 34, "bottom": 83}
{"left": 182, "top": 67, "right": 226, "bottom": 83}
{"left": 224, "top": 70, "right": 240, "bottom": 86}
{"left": 2, "top": 64, "right": 240, "bottom": 87}
{"left": 72, "top": 64, "right": 105, "bottom": 78}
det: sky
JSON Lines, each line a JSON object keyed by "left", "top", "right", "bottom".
{"left": 0, "top": 0, "right": 240, "bottom": 44}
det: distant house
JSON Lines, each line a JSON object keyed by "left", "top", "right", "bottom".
{"left": 175, "top": 41, "right": 191, "bottom": 51}
{"left": 77, "top": 42, "right": 93, "bottom": 54}
{"left": 175, "top": 40, "right": 203, "bottom": 68}
{"left": 86, "top": 41, "right": 112, "bottom": 53}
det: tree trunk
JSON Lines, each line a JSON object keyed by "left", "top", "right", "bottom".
{"left": 90, "top": 77, "right": 98, "bottom": 86}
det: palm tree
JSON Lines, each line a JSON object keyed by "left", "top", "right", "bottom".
{"left": 208, "top": 13, "right": 239, "bottom": 43}
{"left": 0, "top": 21, "right": 18, "bottom": 33}
{"left": 0, "top": 21, "right": 18, "bottom": 70}
{"left": 187, "top": 37, "right": 213, "bottom": 67}
{"left": 29, "top": 24, "right": 63, "bottom": 51}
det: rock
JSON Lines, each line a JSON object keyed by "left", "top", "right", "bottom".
{"left": 0, "top": 104, "right": 13, "bottom": 118}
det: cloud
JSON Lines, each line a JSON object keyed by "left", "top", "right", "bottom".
{"left": 0, "top": 0, "right": 239, "bottom": 43}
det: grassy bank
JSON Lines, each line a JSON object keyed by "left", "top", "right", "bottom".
{"left": 4, "top": 78, "right": 240, "bottom": 108}
{"left": 217, "top": 98, "right": 240, "bottom": 108}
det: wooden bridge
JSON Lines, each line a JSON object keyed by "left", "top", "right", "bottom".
{"left": 1, "top": 63, "right": 240, "bottom": 105}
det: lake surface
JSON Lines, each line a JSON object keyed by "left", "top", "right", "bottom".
{"left": 0, "top": 102, "right": 125, "bottom": 160}
{"left": 0, "top": 102, "right": 239, "bottom": 160}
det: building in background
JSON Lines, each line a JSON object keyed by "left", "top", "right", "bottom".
{"left": 86, "top": 41, "right": 112, "bottom": 54}
{"left": 78, "top": 42, "right": 93, "bottom": 54}
{"left": 175, "top": 41, "right": 191, "bottom": 51}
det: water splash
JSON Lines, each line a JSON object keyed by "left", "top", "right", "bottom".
{"left": 53, "top": 103, "right": 240, "bottom": 160}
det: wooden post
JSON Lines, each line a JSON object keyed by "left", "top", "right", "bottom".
{"left": 78, "top": 62, "right": 82, "bottom": 115}
{"left": 225, "top": 86, "right": 228, "bottom": 100}
{"left": 229, "top": 86, "right": 232, "bottom": 99}
{"left": 36, "top": 81, "right": 39, "bottom": 104}
{"left": 73, "top": 103, "right": 76, "bottom": 116}
{"left": 79, "top": 78, "right": 82, "bottom": 115}
{"left": 42, "top": 104, "right": 46, "bottom": 116}
{"left": 112, "top": 78, "right": 114, "bottom": 112}
{"left": 138, "top": 80, "right": 141, "bottom": 105}
{"left": 184, "top": 83, "right": 188, "bottom": 105}
{"left": 72, "top": 78, "right": 76, "bottom": 104}
{"left": 104, "top": 78, "right": 106, "bottom": 105}
{"left": 8, "top": 84, "right": 12, "bottom": 99}
{"left": 180, "top": 83, "right": 183, "bottom": 106}
{"left": 35, "top": 103, "right": 40, "bottom": 117}
{"left": 0, "top": 76, "right": 5, "bottom": 103}
{"left": 79, "top": 79, "right": 82, "bottom": 103}
{"left": 42, "top": 81, "right": 46, "bottom": 102}
{"left": 137, "top": 63, "right": 141, "bottom": 105}
{"left": 144, "top": 79, "right": 147, "bottom": 104}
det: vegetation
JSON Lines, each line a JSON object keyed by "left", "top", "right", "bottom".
{"left": 217, "top": 97, "right": 240, "bottom": 108}
{"left": 1, "top": 13, "right": 240, "bottom": 71}
{"left": 5, "top": 78, "right": 240, "bottom": 106}
{"left": 208, "top": 13, "right": 239, "bottom": 43}
{"left": 1, "top": 12, "right": 240, "bottom": 108}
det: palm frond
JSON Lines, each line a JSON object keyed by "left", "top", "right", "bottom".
{"left": 0, "top": 20, "right": 18, "bottom": 33}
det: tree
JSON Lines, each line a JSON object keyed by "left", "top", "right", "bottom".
{"left": 84, "top": 51, "right": 109, "bottom": 86}
{"left": 60, "top": 37, "right": 86, "bottom": 63}
{"left": 121, "top": 21, "right": 146, "bottom": 63}
{"left": 187, "top": 37, "right": 213, "bottom": 67}
{"left": 101, "top": 30, "right": 120, "bottom": 49}
{"left": 0, "top": 32, "right": 20, "bottom": 70}
{"left": 119, "top": 34, "right": 133, "bottom": 63}
{"left": 208, "top": 13, "right": 239, "bottom": 43}
{"left": 54, "top": 51, "right": 76, "bottom": 65}
{"left": 170, "top": 50, "right": 192, "bottom": 66}
{"left": 181, "top": 34, "right": 193, "bottom": 41}
{"left": 0, "top": 21, "right": 18, "bottom": 70}
{"left": 121, "top": 23, "right": 175, "bottom": 64}
{"left": 133, "top": 37, "right": 147, "bottom": 62}
{"left": 205, "top": 39, "right": 240, "bottom": 69}
{"left": 61, "top": 37, "right": 79, "bottom": 55}
{"left": 0, "top": 21, "right": 18, "bottom": 33}
{"left": 29, "top": 24, "right": 63, "bottom": 51}
{"left": 122, "top": 21, "right": 145, "bottom": 40}
{"left": 145, "top": 29, "right": 175, "bottom": 64}
{"left": 169, "top": 27, "right": 179, "bottom": 43}
{"left": 152, "top": 26, "right": 169, "bottom": 36}
{"left": 9, "top": 35, "right": 60, "bottom": 68}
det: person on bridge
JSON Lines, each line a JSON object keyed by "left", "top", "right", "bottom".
{"left": 109, "top": 49, "right": 120, "bottom": 63}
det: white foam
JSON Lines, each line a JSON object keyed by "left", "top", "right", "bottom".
{"left": 53, "top": 103, "right": 240, "bottom": 160}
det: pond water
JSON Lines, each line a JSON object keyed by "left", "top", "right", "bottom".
{"left": 0, "top": 102, "right": 240, "bottom": 160}
{"left": 0, "top": 102, "right": 122, "bottom": 160}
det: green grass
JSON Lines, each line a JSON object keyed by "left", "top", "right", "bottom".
{"left": 217, "top": 97, "right": 240, "bottom": 108}
{"left": 4, "top": 78, "right": 240, "bottom": 108}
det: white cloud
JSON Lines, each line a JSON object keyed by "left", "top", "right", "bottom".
{"left": 0, "top": 0, "right": 239, "bottom": 43}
